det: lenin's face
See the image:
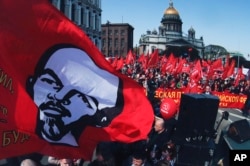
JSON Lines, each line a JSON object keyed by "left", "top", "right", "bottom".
{"left": 33, "top": 69, "right": 97, "bottom": 141}
{"left": 30, "top": 47, "right": 120, "bottom": 143}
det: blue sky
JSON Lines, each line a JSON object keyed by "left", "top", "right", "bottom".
{"left": 101, "top": 0, "right": 250, "bottom": 59}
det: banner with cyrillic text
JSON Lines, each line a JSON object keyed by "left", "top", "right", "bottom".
{"left": 154, "top": 89, "right": 246, "bottom": 110}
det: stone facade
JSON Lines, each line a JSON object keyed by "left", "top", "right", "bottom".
{"left": 101, "top": 23, "right": 134, "bottom": 57}
{"left": 50, "top": 0, "right": 102, "bottom": 50}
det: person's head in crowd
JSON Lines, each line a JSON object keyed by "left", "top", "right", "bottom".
{"left": 95, "top": 142, "right": 114, "bottom": 162}
{"left": 131, "top": 151, "right": 147, "bottom": 166}
{"left": 217, "top": 157, "right": 229, "bottom": 166}
{"left": 201, "top": 77, "right": 207, "bottom": 85}
{"left": 89, "top": 142, "right": 115, "bottom": 166}
{"left": 160, "top": 142, "right": 176, "bottom": 161}
{"left": 154, "top": 116, "right": 166, "bottom": 134}
{"left": 20, "top": 159, "right": 38, "bottom": 166}
{"left": 246, "top": 80, "right": 250, "bottom": 87}
{"left": 214, "top": 79, "right": 219, "bottom": 84}
{"left": 239, "top": 79, "right": 246, "bottom": 86}
{"left": 222, "top": 111, "right": 229, "bottom": 120}
{"left": 204, "top": 85, "right": 212, "bottom": 94}
{"left": 58, "top": 159, "right": 74, "bottom": 166}
{"left": 161, "top": 79, "right": 167, "bottom": 86}
{"left": 224, "top": 78, "right": 229, "bottom": 85}
{"left": 155, "top": 160, "right": 170, "bottom": 166}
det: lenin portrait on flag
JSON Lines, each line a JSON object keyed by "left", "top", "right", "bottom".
{"left": 26, "top": 44, "right": 124, "bottom": 146}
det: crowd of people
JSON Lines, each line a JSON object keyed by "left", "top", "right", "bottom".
{"left": 3, "top": 53, "right": 249, "bottom": 166}
{"left": 5, "top": 111, "right": 230, "bottom": 166}
{"left": 116, "top": 54, "right": 250, "bottom": 117}
{"left": 6, "top": 114, "right": 178, "bottom": 166}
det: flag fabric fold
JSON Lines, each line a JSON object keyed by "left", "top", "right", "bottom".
{"left": 0, "top": 0, "right": 154, "bottom": 160}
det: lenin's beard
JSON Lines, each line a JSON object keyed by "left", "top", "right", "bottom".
{"left": 38, "top": 101, "right": 71, "bottom": 141}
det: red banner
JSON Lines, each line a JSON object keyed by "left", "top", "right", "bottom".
{"left": 154, "top": 88, "right": 246, "bottom": 110}
{"left": 213, "top": 92, "right": 246, "bottom": 109}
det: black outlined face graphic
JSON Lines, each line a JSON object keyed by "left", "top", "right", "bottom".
{"left": 27, "top": 45, "right": 123, "bottom": 146}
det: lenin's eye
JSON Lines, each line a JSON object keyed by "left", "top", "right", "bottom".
{"left": 41, "top": 77, "right": 55, "bottom": 84}
{"left": 41, "top": 78, "right": 61, "bottom": 90}
{"left": 39, "top": 71, "right": 63, "bottom": 91}
{"left": 61, "top": 99, "right": 70, "bottom": 105}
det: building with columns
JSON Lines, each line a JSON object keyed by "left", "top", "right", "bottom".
{"left": 50, "top": 0, "right": 102, "bottom": 50}
{"left": 139, "top": 1, "right": 205, "bottom": 58}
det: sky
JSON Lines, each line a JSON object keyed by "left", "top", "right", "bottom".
{"left": 101, "top": 0, "right": 250, "bottom": 59}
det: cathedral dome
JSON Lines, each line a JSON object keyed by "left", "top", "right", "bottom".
{"left": 160, "top": 0, "right": 182, "bottom": 37}
{"left": 164, "top": 1, "right": 179, "bottom": 16}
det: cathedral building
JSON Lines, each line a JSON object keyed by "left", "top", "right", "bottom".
{"left": 139, "top": 1, "right": 205, "bottom": 58}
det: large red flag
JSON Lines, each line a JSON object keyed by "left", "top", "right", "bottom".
{"left": 0, "top": 0, "right": 154, "bottom": 160}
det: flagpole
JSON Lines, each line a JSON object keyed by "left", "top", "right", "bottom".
{"left": 237, "top": 40, "right": 240, "bottom": 72}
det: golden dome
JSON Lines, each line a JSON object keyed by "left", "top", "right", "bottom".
{"left": 164, "top": 7, "right": 179, "bottom": 15}
{"left": 164, "top": 1, "right": 179, "bottom": 15}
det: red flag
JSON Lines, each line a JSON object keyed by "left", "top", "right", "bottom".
{"left": 235, "top": 66, "right": 245, "bottom": 86}
{"left": 212, "top": 58, "right": 224, "bottom": 71}
{"left": 175, "top": 57, "right": 185, "bottom": 74}
{"left": 182, "top": 63, "right": 191, "bottom": 74}
{"left": 138, "top": 53, "right": 148, "bottom": 71}
{"left": 115, "top": 57, "right": 124, "bottom": 71}
{"left": 0, "top": 0, "right": 154, "bottom": 160}
{"left": 125, "top": 49, "right": 135, "bottom": 65}
{"left": 222, "top": 56, "right": 235, "bottom": 79}
{"left": 147, "top": 49, "right": 159, "bottom": 68}
{"left": 190, "top": 60, "right": 202, "bottom": 82}
{"left": 185, "top": 79, "right": 200, "bottom": 93}
{"left": 201, "top": 59, "right": 210, "bottom": 77}
{"left": 207, "top": 58, "right": 224, "bottom": 79}
{"left": 138, "top": 53, "right": 145, "bottom": 63}
{"left": 160, "top": 54, "right": 168, "bottom": 66}
{"left": 111, "top": 56, "right": 118, "bottom": 68}
{"left": 161, "top": 53, "right": 177, "bottom": 74}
